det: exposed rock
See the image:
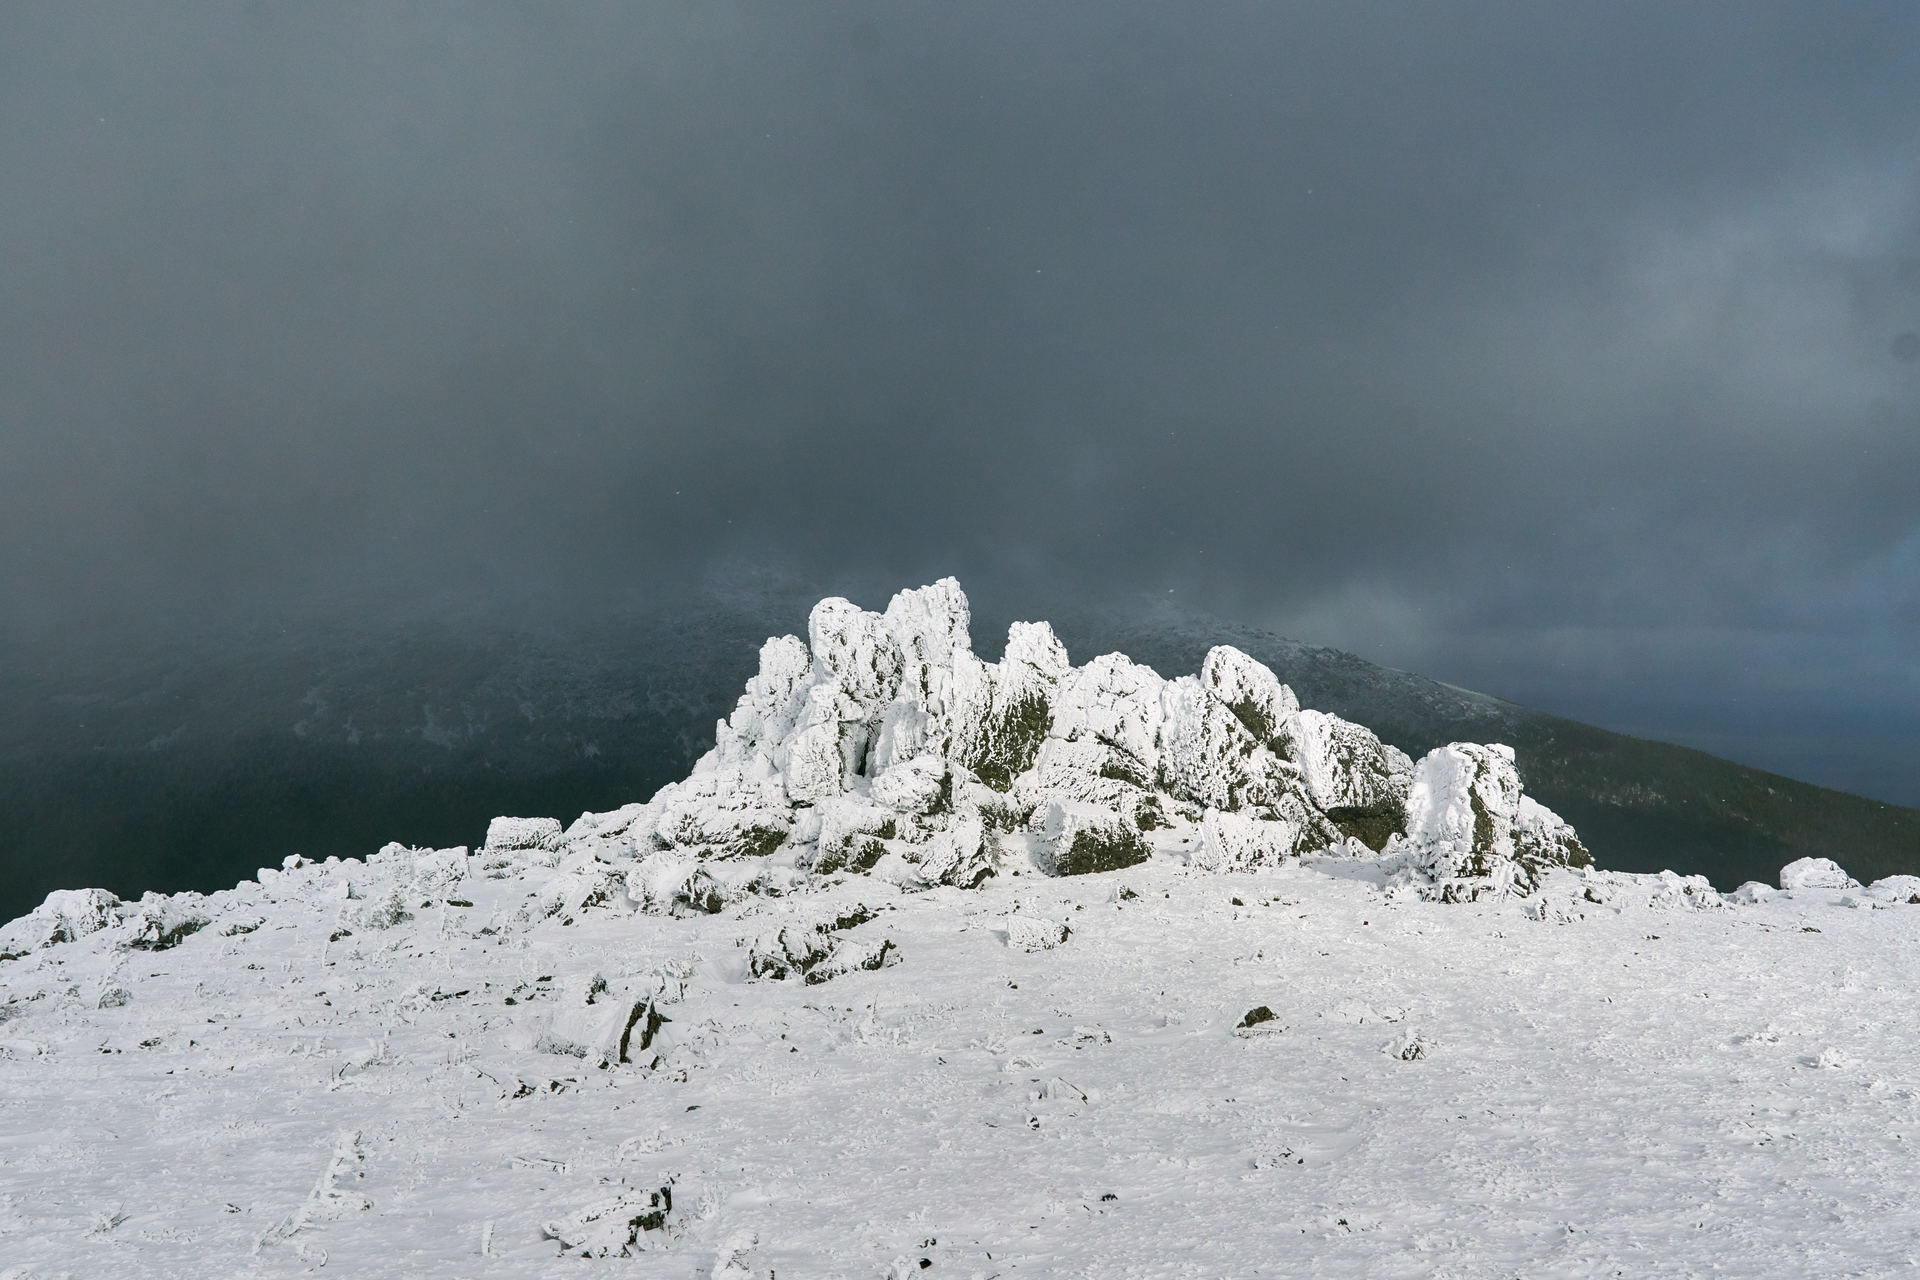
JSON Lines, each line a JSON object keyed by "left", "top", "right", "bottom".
{"left": 1393, "top": 743, "right": 1589, "bottom": 900}
{"left": 121, "top": 893, "right": 212, "bottom": 951}
{"left": 543, "top": 1186, "right": 676, "bottom": 1257}
{"left": 1033, "top": 801, "right": 1151, "bottom": 877}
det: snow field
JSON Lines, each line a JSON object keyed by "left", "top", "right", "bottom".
{"left": 4, "top": 850, "right": 1919, "bottom": 1278}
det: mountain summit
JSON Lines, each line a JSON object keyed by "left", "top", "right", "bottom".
{"left": 557, "top": 578, "right": 1590, "bottom": 913}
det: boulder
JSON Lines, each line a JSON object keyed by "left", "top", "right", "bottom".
{"left": 1396, "top": 742, "right": 1589, "bottom": 899}
{"left": 1032, "top": 801, "right": 1150, "bottom": 877}
{"left": 1779, "top": 857, "right": 1859, "bottom": 891}
{"left": 0, "top": 887, "right": 124, "bottom": 958}
{"left": 484, "top": 816, "right": 564, "bottom": 856}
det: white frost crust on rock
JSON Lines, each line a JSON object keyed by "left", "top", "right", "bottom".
{"left": 1391, "top": 742, "right": 1590, "bottom": 901}
{"left": 1190, "top": 810, "right": 1297, "bottom": 872}
{"left": 915, "top": 816, "right": 997, "bottom": 889}
{"left": 1031, "top": 801, "right": 1150, "bottom": 878}
{"left": 484, "top": 816, "right": 564, "bottom": 856}
{"left": 1866, "top": 874, "right": 1920, "bottom": 902}
{"left": 1004, "top": 913, "right": 1070, "bottom": 950}
{"left": 1287, "top": 709, "right": 1414, "bottom": 817}
{"left": 467, "top": 579, "right": 1584, "bottom": 915}
{"left": 1778, "top": 857, "right": 1860, "bottom": 891}
{"left": 1155, "top": 675, "right": 1259, "bottom": 812}
{"left": 1048, "top": 652, "right": 1166, "bottom": 770}
{"left": 1200, "top": 644, "right": 1299, "bottom": 744}
{"left": 0, "top": 888, "right": 124, "bottom": 957}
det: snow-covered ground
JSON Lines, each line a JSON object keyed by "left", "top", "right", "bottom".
{"left": 4, "top": 847, "right": 1919, "bottom": 1278}
{"left": 6, "top": 580, "right": 1917, "bottom": 1277}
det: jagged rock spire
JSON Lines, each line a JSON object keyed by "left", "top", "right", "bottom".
{"left": 553, "top": 578, "right": 1588, "bottom": 912}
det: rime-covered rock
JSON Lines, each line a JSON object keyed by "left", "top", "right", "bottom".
{"left": 1201, "top": 644, "right": 1299, "bottom": 745}
{"left": 1286, "top": 710, "right": 1413, "bottom": 849}
{"left": 744, "top": 921, "right": 896, "bottom": 984}
{"left": 536, "top": 972, "right": 658, "bottom": 1065}
{"left": 484, "top": 816, "right": 564, "bottom": 856}
{"left": 1779, "top": 857, "right": 1859, "bottom": 891}
{"left": 628, "top": 850, "right": 727, "bottom": 917}
{"left": 1032, "top": 801, "right": 1151, "bottom": 877}
{"left": 120, "top": 893, "right": 213, "bottom": 951}
{"left": 0, "top": 888, "right": 125, "bottom": 958}
{"left": 534, "top": 578, "right": 1579, "bottom": 903}
{"left": 1005, "top": 913, "right": 1071, "bottom": 950}
{"left": 1392, "top": 743, "right": 1590, "bottom": 900}
{"left": 1190, "top": 809, "right": 1302, "bottom": 872}
{"left": 915, "top": 815, "right": 998, "bottom": 888}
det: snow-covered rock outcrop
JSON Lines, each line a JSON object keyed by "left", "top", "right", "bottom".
{"left": 1389, "top": 743, "right": 1591, "bottom": 902}
{"left": 552, "top": 579, "right": 1586, "bottom": 906}
{"left": 1778, "top": 857, "right": 1860, "bottom": 891}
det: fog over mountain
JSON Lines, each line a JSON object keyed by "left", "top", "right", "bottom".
{"left": 3, "top": 4, "right": 1918, "bottom": 820}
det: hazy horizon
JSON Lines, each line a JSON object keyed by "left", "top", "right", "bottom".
{"left": 4, "top": 4, "right": 1917, "bottom": 808}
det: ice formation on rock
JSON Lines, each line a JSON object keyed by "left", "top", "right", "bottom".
{"left": 549, "top": 579, "right": 1589, "bottom": 908}
{"left": 1388, "top": 742, "right": 1591, "bottom": 902}
{"left": 1778, "top": 856, "right": 1860, "bottom": 891}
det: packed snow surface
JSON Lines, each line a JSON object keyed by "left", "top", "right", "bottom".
{"left": 4, "top": 580, "right": 1918, "bottom": 1276}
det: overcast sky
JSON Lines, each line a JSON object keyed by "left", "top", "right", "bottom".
{"left": 3, "top": 3, "right": 1917, "bottom": 802}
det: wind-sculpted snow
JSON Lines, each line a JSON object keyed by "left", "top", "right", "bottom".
{"left": 550, "top": 579, "right": 1585, "bottom": 912}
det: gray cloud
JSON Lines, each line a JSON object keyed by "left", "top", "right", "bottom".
{"left": 3, "top": 2, "right": 1917, "bottom": 799}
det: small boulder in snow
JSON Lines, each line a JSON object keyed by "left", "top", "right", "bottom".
{"left": 746, "top": 921, "right": 897, "bottom": 983}
{"left": 1005, "top": 913, "right": 1070, "bottom": 950}
{"left": 537, "top": 973, "right": 665, "bottom": 1065}
{"left": 1234, "top": 1006, "right": 1282, "bottom": 1036}
{"left": 122, "top": 894, "right": 212, "bottom": 951}
{"left": 542, "top": 1186, "right": 675, "bottom": 1257}
{"left": 1867, "top": 874, "right": 1920, "bottom": 904}
{"left": 484, "top": 816, "right": 565, "bottom": 856}
{"left": 1778, "top": 857, "right": 1859, "bottom": 891}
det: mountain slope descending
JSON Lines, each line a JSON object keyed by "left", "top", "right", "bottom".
{"left": 1071, "top": 612, "right": 1920, "bottom": 891}
{"left": 3, "top": 848, "right": 1918, "bottom": 1277}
